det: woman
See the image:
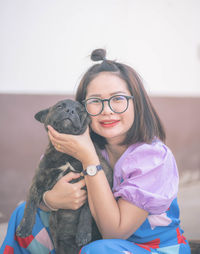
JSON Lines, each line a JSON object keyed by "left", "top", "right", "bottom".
{"left": 1, "top": 49, "right": 190, "bottom": 253}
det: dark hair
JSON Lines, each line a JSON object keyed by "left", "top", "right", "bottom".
{"left": 76, "top": 48, "right": 166, "bottom": 148}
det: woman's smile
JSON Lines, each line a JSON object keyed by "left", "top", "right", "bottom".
{"left": 99, "top": 119, "right": 120, "bottom": 128}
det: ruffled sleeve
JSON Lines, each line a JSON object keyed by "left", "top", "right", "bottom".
{"left": 113, "top": 140, "right": 179, "bottom": 215}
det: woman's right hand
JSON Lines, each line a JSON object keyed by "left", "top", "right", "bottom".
{"left": 43, "top": 172, "right": 87, "bottom": 211}
{"left": 48, "top": 125, "right": 100, "bottom": 167}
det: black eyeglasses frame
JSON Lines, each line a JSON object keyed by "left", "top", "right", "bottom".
{"left": 82, "top": 95, "right": 134, "bottom": 116}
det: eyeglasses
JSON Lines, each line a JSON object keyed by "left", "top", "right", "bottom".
{"left": 82, "top": 95, "right": 134, "bottom": 116}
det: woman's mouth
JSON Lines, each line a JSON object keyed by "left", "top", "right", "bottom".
{"left": 99, "top": 120, "right": 120, "bottom": 128}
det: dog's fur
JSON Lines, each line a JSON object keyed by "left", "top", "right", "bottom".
{"left": 16, "top": 99, "right": 113, "bottom": 254}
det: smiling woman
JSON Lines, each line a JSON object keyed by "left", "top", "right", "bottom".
{"left": 74, "top": 49, "right": 190, "bottom": 253}
{"left": 1, "top": 49, "right": 191, "bottom": 254}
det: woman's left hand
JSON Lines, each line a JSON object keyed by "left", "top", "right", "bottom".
{"left": 47, "top": 125, "right": 99, "bottom": 166}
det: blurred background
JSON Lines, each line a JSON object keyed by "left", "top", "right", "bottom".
{"left": 0, "top": 0, "right": 200, "bottom": 244}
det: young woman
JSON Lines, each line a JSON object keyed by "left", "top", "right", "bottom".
{"left": 1, "top": 49, "right": 190, "bottom": 253}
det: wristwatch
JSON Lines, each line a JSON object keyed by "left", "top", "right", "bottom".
{"left": 82, "top": 165, "right": 103, "bottom": 176}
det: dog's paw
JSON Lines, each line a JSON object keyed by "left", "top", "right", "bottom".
{"left": 16, "top": 227, "right": 32, "bottom": 238}
{"left": 76, "top": 232, "right": 92, "bottom": 246}
{"left": 16, "top": 221, "right": 32, "bottom": 238}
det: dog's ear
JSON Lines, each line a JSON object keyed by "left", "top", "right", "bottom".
{"left": 34, "top": 109, "right": 49, "bottom": 123}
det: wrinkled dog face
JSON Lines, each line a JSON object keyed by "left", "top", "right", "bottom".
{"left": 35, "top": 99, "right": 90, "bottom": 135}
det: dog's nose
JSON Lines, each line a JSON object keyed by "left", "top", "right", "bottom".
{"left": 65, "top": 109, "right": 74, "bottom": 114}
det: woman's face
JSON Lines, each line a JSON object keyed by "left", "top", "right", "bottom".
{"left": 85, "top": 72, "right": 134, "bottom": 145}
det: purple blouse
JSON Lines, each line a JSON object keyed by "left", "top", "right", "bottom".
{"left": 102, "top": 140, "right": 179, "bottom": 215}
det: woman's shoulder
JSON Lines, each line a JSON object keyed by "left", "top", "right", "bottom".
{"left": 121, "top": 139, "right": 177, "bottom": 175}
{"left": 127, "top": 139, "right": 173, "bottom": 162}
{"left": 114, "top": 140, "right": 179, "bottom": 214}
{"left": 128, "top": 139, "right": 169, "bottom": 153}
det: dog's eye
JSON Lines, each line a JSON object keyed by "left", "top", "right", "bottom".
{"left": 57, "top": 105, "right": 63, "bottom": 109}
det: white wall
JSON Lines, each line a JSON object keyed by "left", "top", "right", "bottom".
{"left": 0, "top": 0, "right": 200, "bottom": 96}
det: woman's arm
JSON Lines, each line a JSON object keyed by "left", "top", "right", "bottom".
{"left": 48, "top": 126, "right": 148, "bottom": 239}
{"left": 83, "top": 170, "right": 148, "bottom": 239}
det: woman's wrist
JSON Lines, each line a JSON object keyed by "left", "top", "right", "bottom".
{"left": 82, "top": 157, "right": 100, "bottom": 171}
{"left": 39, "top": 202, "right": 51, "bottom": 212}
{"left": 43, "top": 190, "right": 59, "bottom": 211}
{"left": 81, "top": 149, "right": 100, "bottom": 168}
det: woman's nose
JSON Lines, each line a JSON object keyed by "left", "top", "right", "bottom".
{"left": 101, "top": 101, "right": 113, "bottom": 114}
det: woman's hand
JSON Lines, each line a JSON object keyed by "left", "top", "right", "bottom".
{"left": 43, "top": 172, "right": 87, "bottom": 210}
{"left": 47, "top": 125, "right": 100, "bottom": 167}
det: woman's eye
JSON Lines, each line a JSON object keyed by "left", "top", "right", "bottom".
{"left": 88, "top": 99, "right": 101, "bottom": 104}
{"left": 113, "top": 96, "right": 125, "bottom": 102}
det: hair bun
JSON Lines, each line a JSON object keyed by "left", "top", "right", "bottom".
{"left": 91, "top": 48, "right": 106, "bottom": 62}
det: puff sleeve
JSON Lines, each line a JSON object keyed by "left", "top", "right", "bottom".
{"left": 112, "top": 141, "right": 179, "bottom": 215}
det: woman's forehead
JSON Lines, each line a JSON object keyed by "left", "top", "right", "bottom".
{"left": 86, "top": 72, "right": 130, "bottom": 97}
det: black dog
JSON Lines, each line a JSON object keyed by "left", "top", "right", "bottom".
{"left": 16, "top": 99, "right": 113, "bottom": 254}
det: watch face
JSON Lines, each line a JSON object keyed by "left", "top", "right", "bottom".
{"left": 87, "top": 165, "right": 97, "bottom": 176}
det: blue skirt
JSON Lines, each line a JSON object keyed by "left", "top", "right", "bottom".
{"left": 0, "top": 202, "right": 190, "bottom": 254}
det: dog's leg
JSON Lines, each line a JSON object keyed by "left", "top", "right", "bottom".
{"left": 57, "top": 239, "right": 80, "bottom": 254}
{"left": 75, "top": 202, "right": 93, "bottom": 246}
{"left": 16, "top": 187, "right": 40, "bottom": 237}
{"left": 16, "top": 167, "right": 65, "bottom": 237}
{"left": 49, "top": 212, "right": 58, "bottom": 251}
{"left": 57, "top": 161, "right": 93, "bottom": 247}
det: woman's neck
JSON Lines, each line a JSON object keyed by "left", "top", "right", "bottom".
{"left": 105, "top": 143, "right": 128, "bottom": 168}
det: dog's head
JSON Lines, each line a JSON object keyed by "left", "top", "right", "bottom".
{"left": 35, "top": 99, "right": 90, "bottom": 135}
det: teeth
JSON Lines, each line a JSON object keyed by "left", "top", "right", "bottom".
{"left": 102, "top": 121, "right": 115, "bottom": 124}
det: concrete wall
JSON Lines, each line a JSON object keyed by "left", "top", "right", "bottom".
{"left": 1, "top": 0, "right": 200, "bottom": 97}
{"left": 0, "top": 94, "right": 200, "bottom": 223}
